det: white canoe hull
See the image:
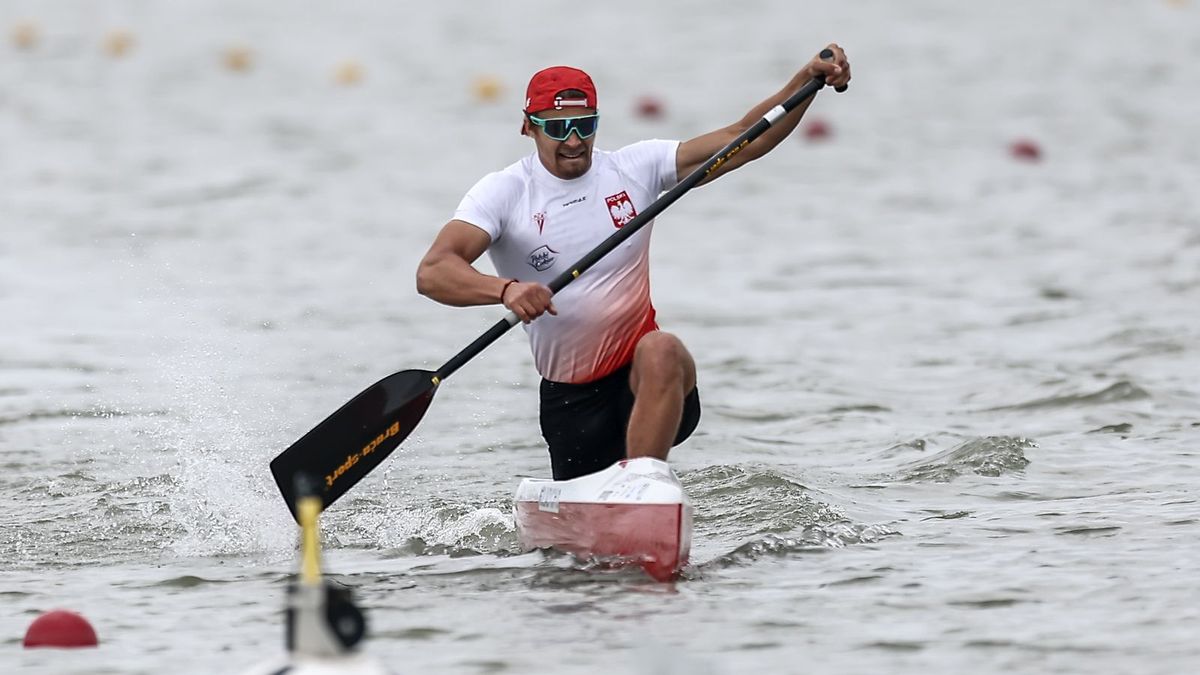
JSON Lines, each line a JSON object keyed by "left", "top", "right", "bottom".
{"left": 513, "top": 457, "right": 692, "bottom": 581}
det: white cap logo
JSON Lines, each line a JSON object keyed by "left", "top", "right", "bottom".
{"left": 553, "top": 96, "right": 589, "bottom": 110}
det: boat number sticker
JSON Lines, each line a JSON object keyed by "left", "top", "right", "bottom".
{"left": 538, "top": 486, "right": 561, "bottom": 513}
{"left": 613, "top": 482, "right": 650, "bottom": 502}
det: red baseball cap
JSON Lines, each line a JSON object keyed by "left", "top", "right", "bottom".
{"left": 523, "top": 66, "right": 598, "bottom": 114}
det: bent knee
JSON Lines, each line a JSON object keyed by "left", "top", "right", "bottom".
{"left": 635, "top": 331, "right": 687, "bottom": 365}
{"left": 632, "top": 332, "right": 694, "bottom": 390}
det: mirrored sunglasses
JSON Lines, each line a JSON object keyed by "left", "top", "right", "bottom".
{"left": 527, "top": 113, "right": 600, "bottom": 141}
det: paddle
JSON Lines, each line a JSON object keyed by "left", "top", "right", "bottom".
{"left": 269, "top": 50, "right": 842, "bottom": 518}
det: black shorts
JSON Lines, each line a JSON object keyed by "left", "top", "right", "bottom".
{"left": 539, "top": 363, "right": 701, "bottom": 481}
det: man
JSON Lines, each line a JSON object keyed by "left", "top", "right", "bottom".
{"left": 416, "top": 46, "right": 850, "bottom": 480}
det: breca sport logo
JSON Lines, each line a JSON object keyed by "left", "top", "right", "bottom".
{"left": 324, "top": 420, "right": 401, "bottom": 488}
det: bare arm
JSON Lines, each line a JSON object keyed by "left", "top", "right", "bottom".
{"left": 416, "top": 219, "right": 556, "bottom": 322}
{"left": 676, "top": 44, "right": 850, "bottom": 185}
{"left": 416, "top": 220, "right": 505, "bottom": 306}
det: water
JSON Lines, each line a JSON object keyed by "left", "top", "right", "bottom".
{"left": 2, "top": 0, "right": 1199, "bottom": 673}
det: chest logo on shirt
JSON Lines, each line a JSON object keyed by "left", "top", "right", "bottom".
{"left": 605, "top": 191, "right": 637, "bottom": 229}
{"left": 532, "top": 211, "right": 546, "bottom": 235}
{"left": 527, "top": 244, "right": 558, "bottom": 272}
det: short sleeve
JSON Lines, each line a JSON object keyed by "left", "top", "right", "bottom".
{"left": 452, "top": 171, "right": 519, "bottom": 242}
{"left": 611, "top": 139, "right": 680, "bottom": 195}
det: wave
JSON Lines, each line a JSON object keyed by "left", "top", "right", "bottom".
{"left": 682, "top": 464, "right": 897, "bottom": 575}
{"left": 334, "top": 497, "right": 520, "bottom": 558}
{"left": 2, "top": 457, "right": 899, "bottom": 579}
{"left": 683, "top": 464, "right": 843, "bottom": 540}
{"left": 897, "top": 436, "right": 1035, "bottom": 482}
{"left": 987, "top": 381, "right": 1149, "bottom": 411}
{"left": 2, "top": 472, "right": 194, "bottom": 569}
{"left": 333, "top": 464, "right": 892, "bottom": 579}
{"left": 0, "top": 405, "right": 155, "bottom": 427}
{"left": 701, "top": 523, "right": 898, "bottom": 572}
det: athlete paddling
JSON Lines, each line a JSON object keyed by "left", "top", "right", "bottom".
{"left": 416, "top": 47, "right": 851, "bottom": 480}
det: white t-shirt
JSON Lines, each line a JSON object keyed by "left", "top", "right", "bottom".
{"left": 453, "top": 140, "right": 680, "bottom": 384}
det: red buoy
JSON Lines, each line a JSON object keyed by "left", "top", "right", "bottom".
{"left": 23, "top": 610, "right": 98, "bottom": 648}
{"left": 634, "top": 95, "right": 664, "bottom": 119}
{"left": 1010, "top": 138, "right": 1042, "bottom": 162}
{"left": 803, "top": 117, "right": 832, "bottom": 141}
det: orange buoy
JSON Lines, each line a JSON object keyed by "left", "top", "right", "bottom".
{"left": 23, "top": 610, "right": 98, "bottom": 649}
{"left": 472, "top": 75, "right": 503, "bottom": 103}
{"left": 11, "top": 20, "right": 40, "bottom": 50}
{"left": 222, "top": 46, "right": 254, "bottom": 73}
{"left": 333, "top": 60, "right": 364, "bottom": 86}
{"left": 103, "top": 29, "right": 134, "bottom": 58}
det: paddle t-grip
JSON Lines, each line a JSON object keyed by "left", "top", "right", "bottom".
{"left": 819, "top": 48, "right": 848, "bottom": 93}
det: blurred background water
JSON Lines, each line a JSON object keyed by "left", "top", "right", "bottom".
{"left": 2, "top": 0, "right": 1198, "bottom": 673}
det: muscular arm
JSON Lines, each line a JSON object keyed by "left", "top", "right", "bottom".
{"left": 416, "top": 219, "right": 557, "bottom": 322}
{"left": 416, "top": 220, "right": 507, "bottom": 306}
{"left": 676, "top": 44, "right": 850, "bottom": 185}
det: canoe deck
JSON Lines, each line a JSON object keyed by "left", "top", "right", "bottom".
{"left": 513, "top": 457, "right": 692, "bottom": 581}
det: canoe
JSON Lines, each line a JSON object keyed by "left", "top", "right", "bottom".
{"left": 513, "top": 457, "right": 692, "bottom": 581}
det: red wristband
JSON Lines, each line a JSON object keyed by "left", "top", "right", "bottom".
{"left": 500, "top": 279, "right": 518, "bottom": 303}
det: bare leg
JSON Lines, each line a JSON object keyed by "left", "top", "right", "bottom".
{"left": 626, "top": 332, "right": 697, "bottom": 460}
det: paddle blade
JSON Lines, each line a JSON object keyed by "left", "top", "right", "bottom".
{"left": 270, "top": 369, "right": 438, "bottom": 519}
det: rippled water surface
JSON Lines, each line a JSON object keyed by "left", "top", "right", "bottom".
{"left": 3, "top": 1, "right": 1199, "bottom": 673}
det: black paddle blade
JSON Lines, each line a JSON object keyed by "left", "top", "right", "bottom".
{"left": 270, "top": 369, "right": 438, "bottom": 520}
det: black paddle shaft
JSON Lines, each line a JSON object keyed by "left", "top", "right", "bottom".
{"left": 435, "top": 57, "right": 836, "bottom": 382}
